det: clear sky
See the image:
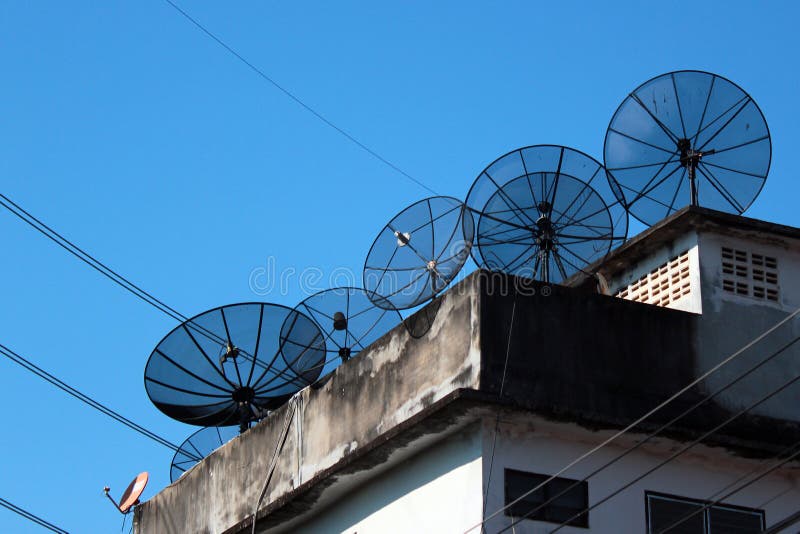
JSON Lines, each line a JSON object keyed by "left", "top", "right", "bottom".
{"left": 0, "top": 1, "right": 798, "bottom": 532}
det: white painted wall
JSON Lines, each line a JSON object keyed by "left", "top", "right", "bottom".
{"left": 288, "top": 413, "right": 800, "bottom": 534}
{"left": 480, "top": 416, "right": 800, "bottom": 534}
{"left": 699, "top": 230, "right": 800, "bottom": 314}
{"left": 607, "top": 224, "right": 800, "bottom": 423}
{"left": 289, "top": 426, "right": 484, "bottom": 534}
{"left": 608, "top": 231, "right": 702, "bottom": 314}
{"left": 695, "top": 230, "right": 800, "bottom": 422}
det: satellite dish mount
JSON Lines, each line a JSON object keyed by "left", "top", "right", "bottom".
{"left": 676, "top": 138, "right": 715, "bottom": 206}
{"left": 103, "top": 472, "right": 149, "bottom": 515}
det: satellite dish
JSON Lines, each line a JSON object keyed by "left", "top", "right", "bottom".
{"left": 285, "top": 287, "right": 402, "bottom": 369}
{"left": 144, "top": 303, "right": 326, "bottom": 432}
{"left": 363, "top": 196, "right": 474, "bottom": 310}
{"left": 604, "top": 70, "right": 771, "bottom": 225}
{"left": 465, "top": 145, "right": 628, "bottom": 283}
{"left": 103, "top": 472, "right": 148, "bottom": 514}
{"left": 170, "top": 426, "right": 238, "bottom": 483}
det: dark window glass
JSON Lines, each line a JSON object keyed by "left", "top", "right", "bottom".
{"left": 504, "top": 469, "right": 588, "bottom": 528}
{"left": 648, "top": 496, "right": 705, "bottom": 533}
{"left": 646, "top": 492, "right": 764, "bottom": 534}
{"left": 708, "top": 506, "right": 764, "bottom": 533}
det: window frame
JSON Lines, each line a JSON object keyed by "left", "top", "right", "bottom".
{"left": 644, "top": 490, "right": 765, "bottom": 534}
{"left": 503, "top": 468, "right": 589, "bottom": 528}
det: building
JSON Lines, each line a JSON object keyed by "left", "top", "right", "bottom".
{"left": 135, "top": 206, "right": 800, "bottom": 533}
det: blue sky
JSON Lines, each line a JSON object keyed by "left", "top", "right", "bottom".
{"left": 0, "top": 2, "right": 798, "bottom": 532}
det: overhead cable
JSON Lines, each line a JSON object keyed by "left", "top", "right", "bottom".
{"left": 544, "top": 365, "right": 800, "bottom": 533}
{"left": 656, "top": 438, "right": 800, "bottom": 533}
{"left": 0, "top": 342, "right": 189, "bottom": 456}
{"left": 492, "top": 331, "right": 800, "bottom": 532}
{"left": 0, "top": 497, "right": 69, "bottom": 534}
{"left": 467, "top": 304, "right": 800, "bottom": 533}
{"left": 162, "top": 0, "right": 439, "bottom": 197}
{"left": 0, "top": 192, "right": 283, "bottom": 377}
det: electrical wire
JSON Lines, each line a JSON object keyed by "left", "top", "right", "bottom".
{"left": 544, "top": 365, "right": 800, "bottom": 533}
{"left": 0, "top": 342, "right": 189, "bottom": 456}
{"left": 0, "top": 193, "right": 189, "bottom": 327}
{"left": 467, "top": 303, "right": 800, "bottom": 533}
{"left": 655, "top": 438, "right": 800, "bottom": 533}
{"left": 0, "top": 192, "right": 289, "bottom": 378}
{"left": 764, "top": 509, "right": 800, "bottom": 534}
{"left": 0, "top": 191, "right": 363, "bottom": 411}
{"left": 481, "top": 299, "right": 517, "bottom": 533}
{"left": 488, "top": 329, "right": 800, "bottom": 532}
{"left": 0, "top": 497, "right": 69, "bottom": 533}
{"left": 250, "top": 394, "right": 300, "bottom": 534}
{"left": 161, "top": 0, "right": 439, "bottom": 198}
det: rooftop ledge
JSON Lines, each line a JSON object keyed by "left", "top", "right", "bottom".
{"left": 135, "top": 269, "right": 800, "bottom": 533}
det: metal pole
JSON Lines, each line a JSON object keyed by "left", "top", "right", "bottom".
{"left": 541, "top": 250, "right": 550, "bottom": 283}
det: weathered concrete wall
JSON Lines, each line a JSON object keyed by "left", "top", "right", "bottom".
{"left": 478, "top": 272, "right": 800, "bottom": 452}
{"left": 479, "top": 273, "right": 701, "bottom": 427}
{"left": 136, "top": 234, "right": 800, "bottom": 533}
{"left": 134, "top": 274, "right": 480, "bottom": 534}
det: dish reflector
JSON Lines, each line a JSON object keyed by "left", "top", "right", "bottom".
{"left": 363, "top": 196, "right": 474, "bottom": 310}
{"left": 170, "top": 426, "right": 238, "bottom": 482}
{"left": 286, "top": 287, "right": 402, "bottom": 370}
{"left": 604, "top": 70, "right": 771, "bottom": 225}
{"left": 144, "top": 303, "right": 325, "bottom": 430}
{"left": 465, "top": 145, "right": 627, "bottom": 283}
{"left": 119, "top": 472, "right": 148, "bottom": 514}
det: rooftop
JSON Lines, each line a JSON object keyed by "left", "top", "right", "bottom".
{"left": 135, "top": 243, "right": 800, "bottom": 532}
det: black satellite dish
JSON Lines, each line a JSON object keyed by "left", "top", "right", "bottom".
{"left": 144, "top": 303, "right": 326, "bottom": 432}
{"left": 170, "top": 426, "right": 238, "bottom": 483}
{"left": 285, "top": 287, "right": 402, "bottom": 368}
{"left": 363, "top": 196, "right": 474, "bottom": 310}
{"left": 465, "top": 145, "right": 628, "bottom": 284}
{"left": 604, "top": 70, "right": 771, "bottom": 225}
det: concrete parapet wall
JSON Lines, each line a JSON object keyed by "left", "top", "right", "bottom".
{"left": 135, "top": 275, "right": 480, "bottom": 533}
{"left": 136, "top": 265, "right": 800, "bottom": 533}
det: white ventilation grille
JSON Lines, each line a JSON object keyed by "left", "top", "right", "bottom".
{"left": 721, "top": 246, "right": 779, "bottom": 302}
{"left": 617, "top": 251, "right": 691, "bottom": 307}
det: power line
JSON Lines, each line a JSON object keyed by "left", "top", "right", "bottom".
{"left": 545, "top": 363, "right": 800, "bottom": 533}
{"left": 0, "top": 191, "right": 366, "bottom": 405}
{"left": 481, "top": 299, "right": 517, "bottom": 534}
{"left": 491, "top": 328, "right": 800, "bottom": 533}
{"left": 656, "top": 438, "right": 800, "bottom": 533}
{"left": 0, "top": 192, "right": 290, "bottom": 380}
{"left": 161, "top": 0, "right": 439, "bottom": 197}
{"left": 0, "top": 193, "right": 188, "bottom": 326}
{"left": 0, "top": 342, "right": 189, "bottom": 456}
{"left": 0, "top": 497, "right": 69, "bottom": 533}
{"left": 764, "top": 509, "right": 800, "bottom": 534}
{"left": 467, "top": 304, "right": 800, "bottom": 532}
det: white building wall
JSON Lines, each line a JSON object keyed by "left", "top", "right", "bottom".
{"left": 605, "top": 225, "right": 800, "bottom": 423}
{"left": 609, "top": 231, "right": 702, "bottom": 314}
{"left": 289, "top": 425, "right": 484, "bottom": 534}
{"left": 480, "top": 416, "right": 800, "bottom": 534}
{"left": 278, "top": 414, "right": 800, "bottom": 534}
{"left": 695, "top": 230, "right": 800, "bottom": 422}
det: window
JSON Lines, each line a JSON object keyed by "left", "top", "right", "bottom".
{"left": 721, "top": 246, "right": 779, "bottom": 303}
{"left": 646, "top": 492, "right": 764, "bottom": 533}
{"left": 616, "top": 251, "right": 691, "bottom": 307}
{"left": 504, "top": 469, "right": 588, "bottom": 528}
